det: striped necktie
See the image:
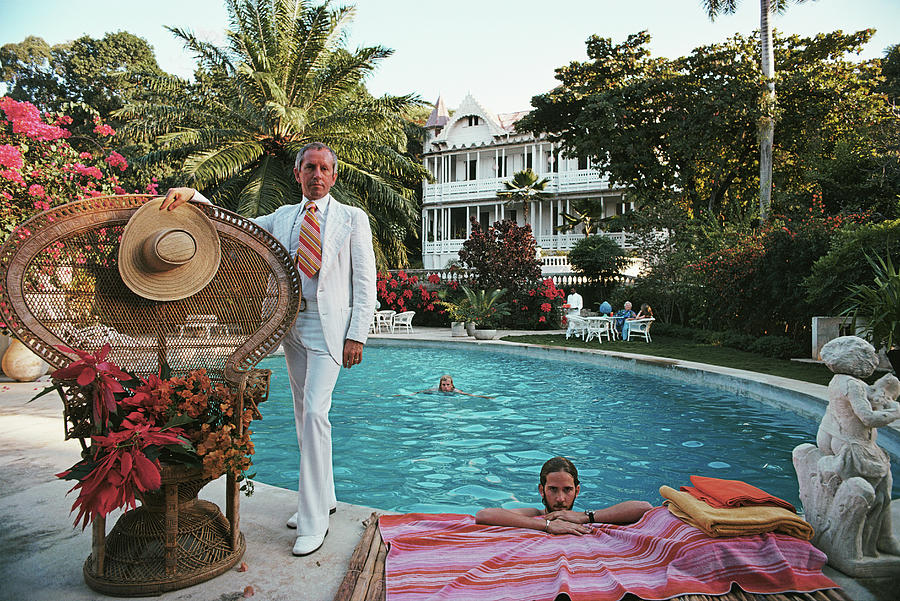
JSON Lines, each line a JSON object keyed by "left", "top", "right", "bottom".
{"left": 296, "top": 200, "right": 322, "bottom": 278}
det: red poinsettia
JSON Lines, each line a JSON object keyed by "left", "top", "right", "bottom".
{"left": 58, "top": 422, "right": 185, "bottom": 529}
{"left": 53, "top": 343, "right": 131, "bottom": 426}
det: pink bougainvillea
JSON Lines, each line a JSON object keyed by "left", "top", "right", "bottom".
{"left": 1, "top": 98, "right": 150, "bottom": 247}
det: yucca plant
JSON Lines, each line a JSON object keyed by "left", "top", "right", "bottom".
{"left": 461, "top": 286, "right": 509, "bottom": 329}
{"left": 841, "top": 252, "right": 900, "bottom": 353}
{"left": 116, "top": 0, "right": 428, "bottom": 267}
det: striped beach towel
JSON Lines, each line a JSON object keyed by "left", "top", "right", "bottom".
{"left": 379, "top": 507, "right": 837, "bottom": 601}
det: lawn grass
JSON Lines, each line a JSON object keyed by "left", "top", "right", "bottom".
{"left": 501, "top": 333, "right": 839, "bottom": 386}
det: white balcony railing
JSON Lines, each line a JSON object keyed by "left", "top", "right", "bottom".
{"left": 423, "top": 169, "right": 611, "bottom": 202}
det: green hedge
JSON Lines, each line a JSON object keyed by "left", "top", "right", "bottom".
{"left": 651, "top": 323, "right": 806, "bottom": 360}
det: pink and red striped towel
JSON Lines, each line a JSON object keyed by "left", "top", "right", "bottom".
{"left": 379, "top": 507, "right": 837, "bottom": 601}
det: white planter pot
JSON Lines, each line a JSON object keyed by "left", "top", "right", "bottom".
{"left": 1, "top": 338, "right": 50, "bottom": 382}
{"left": 465, "top": 322, "right": 476, "bottom": 336}
{"left": 450, "top": 322, "right": 467, "bottom": 337}
{"left": 473, "top": 329, "right": 497, "bottom": 340}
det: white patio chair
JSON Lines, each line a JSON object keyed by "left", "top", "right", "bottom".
{"left": 375, "top": 310, "right": 396, "bottom": 333}
{"left": 393, "top": 311, "right": 415, "bottom": 333}
{"left": 565, "top": 315, "right": 588, "bottom": 340}
{"left": 178, "top": 314, "right": 219, "bottom": 338}
{"left": 369, "top": 311, "right": 377, "bottom": 334}
{"left": 70, "top": 323, "right": 140, "bottom": 349}
{"left": 626, "top": 318, "right": 655, "bottom": 342}
{"left": 585, "top": 317, "right": 613, "bottom": 343}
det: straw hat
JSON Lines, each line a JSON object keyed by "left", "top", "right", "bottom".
{"left": 118, "top": 199, "right": 221, "bottom": 301}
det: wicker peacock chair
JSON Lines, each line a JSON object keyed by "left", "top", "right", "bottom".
{"left": 0, "top": 194, "right": 301, "bottom": 595}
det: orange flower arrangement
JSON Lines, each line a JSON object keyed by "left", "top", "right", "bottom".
{"left": 48, "top": 345, "right": 257, "bottom": 528}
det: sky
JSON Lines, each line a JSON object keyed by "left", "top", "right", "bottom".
{"left": 1, "top": 0, "right": 898, "bottom": 113}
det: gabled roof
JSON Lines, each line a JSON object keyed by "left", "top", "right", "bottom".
{"left": 433, "top": 93, "right": 506, "bottom": 144}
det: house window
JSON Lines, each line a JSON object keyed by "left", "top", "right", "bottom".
{"left": 547, "top": 151, "right": 559, "bottom": 172}
{"left": 578, "top": 155, "right": 589, "bottom": 170}
{"left": 480, "top": 211, "right": 490, "bottom": 233}
{"left": 466, "top": 115, "right": 480, "bottom": 127}
{"left": 467, "top": 159, "right": 477, "bottom": 181}
{"left": 507, "top": 209, "right": 517, "bottom": 224}
{"left": 496, "top": 156, "right": 507, "bottom": 178}
{"left": 615, "top": 201, "right": 634, "bottom": 215}
{"left": 525, "top": 152, "right": 533, "bottom": 170}
{"left": 450, "top": 208, "right": 468, "bottom": 239}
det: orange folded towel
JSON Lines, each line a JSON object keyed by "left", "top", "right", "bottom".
{"left": 681, "top": 475, "right": 796, "bottom": 512}
{"left": 660, "top": 485, "right": 813, "bottom": 540}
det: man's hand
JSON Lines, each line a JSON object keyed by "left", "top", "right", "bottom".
{"left": 342, "top": 339, "right": 364, "bottom": 368}
{"left": 543, "top": 510, "right": 588, "bottom": 524}
{"left": 547, "top": 519, "right": 591, "bottom": 536}
{"left": 159, "top": 187, "right": 198, "bottom": 211}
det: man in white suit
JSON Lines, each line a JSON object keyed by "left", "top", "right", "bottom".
{"left": 161, "top": 142, "right": 376, "bottom": 556}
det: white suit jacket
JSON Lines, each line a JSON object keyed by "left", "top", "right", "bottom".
{"left": 253, "top": 199, "right": 377, "bottom": 364}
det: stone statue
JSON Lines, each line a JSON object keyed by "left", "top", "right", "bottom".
{"left": 793, "top": 336, "right": 900, "bottom": 578}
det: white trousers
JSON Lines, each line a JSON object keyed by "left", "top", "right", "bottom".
{"left": 282, "top": 301, "right": 341, "bottom": 536}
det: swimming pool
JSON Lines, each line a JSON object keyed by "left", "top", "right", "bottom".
{"left": 250, "top": 342, "right": 900, "bottom": 514}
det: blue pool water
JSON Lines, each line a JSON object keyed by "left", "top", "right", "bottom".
{"left": 250, "top": 343, "right": 900, "bottom": 514}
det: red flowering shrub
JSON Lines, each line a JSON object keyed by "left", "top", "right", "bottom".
{"left": 0, "top": 97, "right": 156, "bottom": 244}
{"left": 688, "top": 193, "right": 872, "bottom": 338}
{"left": 459, "top": 217, "right": 563, "bottom": 329}
{"left": 376, "top": 270, "right": 447, "bottom": 326}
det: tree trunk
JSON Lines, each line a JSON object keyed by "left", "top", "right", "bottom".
{"left": 759, "top": 0, "right": 775, "bottom": 223}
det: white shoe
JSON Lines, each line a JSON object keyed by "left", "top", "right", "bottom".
{"left": 286, "top": 506, "right": 336, "bottom": 529}
{"left": 292, "top": 531, "right": 327, "bottom": 556}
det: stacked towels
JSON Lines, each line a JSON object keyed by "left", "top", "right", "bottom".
{"left": 660, "top": 475, "right": 814, "bottom": 540}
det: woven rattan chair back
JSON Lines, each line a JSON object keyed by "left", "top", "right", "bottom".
{"left": 0, "top": 194, "right": 300, "bottom": 440}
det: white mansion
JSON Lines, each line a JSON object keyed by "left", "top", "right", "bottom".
{"left": 420, "top": 94, "right": 632, "bottom": 270}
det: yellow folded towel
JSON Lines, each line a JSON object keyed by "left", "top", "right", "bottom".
{"left": 659, "top": 485, "right": 814, "bottom": 540}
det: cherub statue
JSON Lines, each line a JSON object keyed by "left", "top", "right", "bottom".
{"left": 793, "top": 336, "right": 900, "bottom": 577}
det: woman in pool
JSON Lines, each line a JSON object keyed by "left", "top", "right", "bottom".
{"left": 412, "top": 375, "right": 492, "bottom": 398}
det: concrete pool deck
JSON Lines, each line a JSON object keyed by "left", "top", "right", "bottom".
{"left": 1, "top": 326, "right": 897, "bottom": 600}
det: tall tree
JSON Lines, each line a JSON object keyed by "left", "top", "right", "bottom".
{"left": 1, "top": 32, "right": 164, "bottom": 123}
{"left": 701, "top": 0, "right": 815, "bottom": 223}
{"left": 117, "top": 0, "right": 428, "bottom": 267}
{"left": 520, "top": 29, "right": 895, "bottom": 225}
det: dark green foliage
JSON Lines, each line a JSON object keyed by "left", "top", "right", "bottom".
{"left": 568, "top": 235, "right": 629, "bottom": 279}
{"left": 881, "top": 44, "right": 900, "bottom": 104}
{"left": 650, "top": 323, "right": 805, "bottom": 360}
{"left": 803, "top": 220, "right": 900, "bottom": 313}
{"left": 520, "top": 28, "right": 899, "bottom": 224}
{"left": 2, "top": 32, "right": 166, "bottom": 131}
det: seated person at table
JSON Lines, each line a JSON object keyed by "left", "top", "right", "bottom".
{"left": 623, "top": 303, "right": 653, "bottom": 339}
{"left": 565, "top": 288, "right": 584, "bottom": 316}
{"left": 597, "top": 301, "right": 613, "bottom": 315}
{"left": 475, "top": 456, "right": 652, "bottom": 534}
{"left": 614, "top": 301, "right": 636, "bottom": 335}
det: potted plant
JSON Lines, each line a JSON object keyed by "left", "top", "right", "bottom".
{"left": 461, "top": 287, "right": 510, "bottom": 340}
{"left": 841, "top": 252, "right": 900, "bottom": 373}
{"left": 436, "top": 290, "right": 474, "bottom": 337}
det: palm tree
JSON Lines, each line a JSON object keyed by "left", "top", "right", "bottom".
{"left": 117, "top": 0, "right": 428, "bottom": 267}
{"left": 556, "top": 197, "right": 606, "bottom": 235}
{"left": 702, "top": 0, "right": 814, "bottom": 223}
{"left": 496, "top": 168, "right": 550, "bottom": 221}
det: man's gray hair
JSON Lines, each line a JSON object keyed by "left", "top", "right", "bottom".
{"left": 295, "top": 142, "right": 338, "bottom": 170}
